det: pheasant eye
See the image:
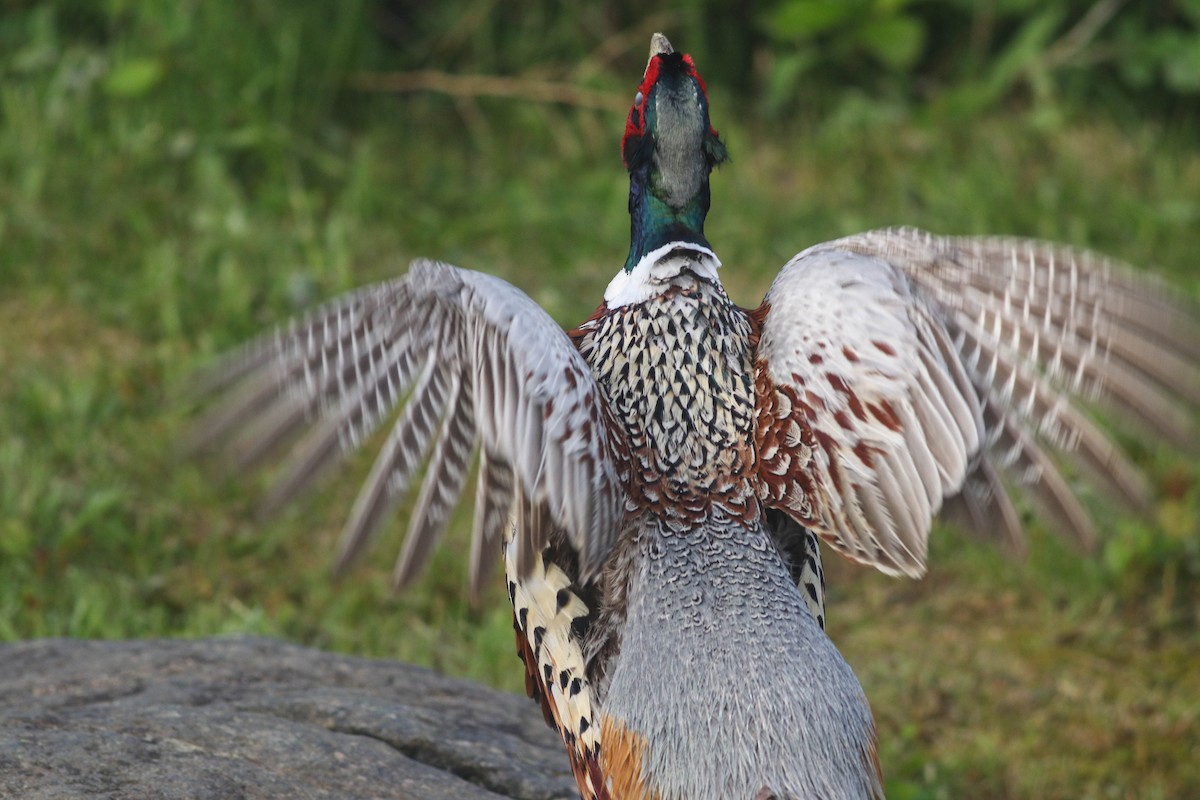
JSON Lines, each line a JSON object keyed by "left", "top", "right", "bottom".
{"left": 633, "top": 91, "right": 643, "bottom": 107}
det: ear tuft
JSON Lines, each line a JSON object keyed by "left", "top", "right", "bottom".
{"left": 705, "top": 133, "right": 729, "bottom": 168}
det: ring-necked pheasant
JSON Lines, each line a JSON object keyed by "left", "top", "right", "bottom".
{"left": 192, "top": 33, "right": 1199, "bottom": 800}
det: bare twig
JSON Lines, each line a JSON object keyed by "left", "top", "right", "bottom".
{"left": 1043, "top": 0, "right": 1125, "bottom": 70}
{"left": 350, "top": 70, "right": 628, "bottom": 114}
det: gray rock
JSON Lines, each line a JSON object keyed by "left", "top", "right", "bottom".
{"left": 0, "top": 637, "right": 578, "bottom": 799}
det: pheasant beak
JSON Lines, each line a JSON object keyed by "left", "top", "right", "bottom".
{"left": 647, "top": 32, "right": 674, "bottom": 67}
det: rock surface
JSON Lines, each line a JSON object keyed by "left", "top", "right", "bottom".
{"left": 0, "top": 637, "right": 578, "bottom": 799}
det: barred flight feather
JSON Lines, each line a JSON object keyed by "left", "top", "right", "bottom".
{"left": 759, "top": 226, "right": 1197, "bottom": 576}
{"left": 468, "top": 448, "right": 513, "bottom": 603}
{"left": 393, "top": 371, "right": 477, "bottom": 589}
{"left": 986, "top": 399, "right": 1097, "bottom": 550}
{"left": 948, "top": 456, "right": 1026, "bottom": 556}
{"left": 335, "top": 355, "right": 448, "bottom": 575}
{"left": 951, "top": 313, "right": 1150, "bottom": 509}
{"left": 189, "top": 260, "right": 628, "bottom": 598}
{"left": 871, "top": 229, "right": 1199, "bottom": 435}
{"left": 956, "top": 277, "right": 1194, "bottom": 441}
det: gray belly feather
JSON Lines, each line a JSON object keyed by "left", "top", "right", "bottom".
{"left": 602, "top": 516, "right": 882, "bottom": 800}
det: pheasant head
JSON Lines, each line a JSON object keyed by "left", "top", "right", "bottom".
{"left": 621, "top": 33, "right": 728, "bottom": 273}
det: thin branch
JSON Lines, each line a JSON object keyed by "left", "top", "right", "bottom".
{"left": 1043, "top": 0, "right": 1126, "bottom": 70}
{"left": 350, "top": 70, "right": 628, "bottom": 114}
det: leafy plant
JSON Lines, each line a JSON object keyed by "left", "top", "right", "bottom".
{"left": 756, "top": 0, "right": 1200, "bottom": 119}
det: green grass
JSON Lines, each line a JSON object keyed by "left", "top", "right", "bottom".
{"left": 2, "top": 5, "right": 1199, "bottom": 798}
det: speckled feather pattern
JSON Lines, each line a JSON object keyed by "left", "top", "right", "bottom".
{"left": 572, "top": 274, "right": 759, "bottom": 525}
{"left": 566, "top": 262, "right": 861, "bottom": 798}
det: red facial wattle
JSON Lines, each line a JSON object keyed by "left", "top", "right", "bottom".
{"left": 622, "top": 52, "right": 720, "bottom": 170}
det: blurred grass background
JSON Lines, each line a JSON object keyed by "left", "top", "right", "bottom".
{"left": 1, "top": 1, "right": 1199, "bottom": 797}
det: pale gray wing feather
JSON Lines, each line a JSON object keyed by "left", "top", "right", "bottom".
{"left": 756, "top": 227, "right": 1197, "bottom": 577}
{"left": 756, "top": 244, "right": 984, "bottom": 576}
{"left": 191, "top": 260, "right": 628, "bottom": 588}
{"left": 469, "top": 447, "right": 513, "bottom": 601}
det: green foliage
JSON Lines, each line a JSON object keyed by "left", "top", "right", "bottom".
{"left": 1, "top": 2, "right": 1198, "bottom": 797}
{"left": 1103, "top": 461, "right": 1200, "bottom": 615}
{"left": 758, "top": 0, "right": 1200, "bottom": 119}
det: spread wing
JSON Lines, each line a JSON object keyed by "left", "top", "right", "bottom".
{"left": 189, "top": 260, "right": 629, "bottom": 591}
{"left": 753, "top": 227, "right": 1199, "bottom": 578}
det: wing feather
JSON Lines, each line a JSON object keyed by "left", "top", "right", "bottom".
{"left": 190, "top": 260, "right": 628, "bottom": 592}
{"left": 952, "top": 311, "right": 1151, "bottom": 509}
{"left": 469, "top": 448, "right": 514, "bottom": 602}
{"left": 754, "top": 245, "right": 982, "bottom": 576}
{"left": 755, "top": 227, "right": 1196, "bottom": 577}
{"left": 392, "top": 371, "right": 477, "bottom": 589}
{"left": 894, "top": 401, "right": 939, "bottom": 508}
{"left": 965, "top": 456, "right": 1026, "bottom": 556}
{"left": 990, "top": 403, "right": 1098, "bottom": 551}
{"left": 335, "top": 355, "right": 448, "bottom": 571}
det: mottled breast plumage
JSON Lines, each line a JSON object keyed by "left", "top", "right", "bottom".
{"left": 572, "top": 275, "right": 759, "bottom": 524}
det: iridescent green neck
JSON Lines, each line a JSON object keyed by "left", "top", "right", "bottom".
{"left": 624, "top": 163, "right": 713, "bottom": 271}
{"left": 619, "top": 47, "right": 728, "bottom": 271}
